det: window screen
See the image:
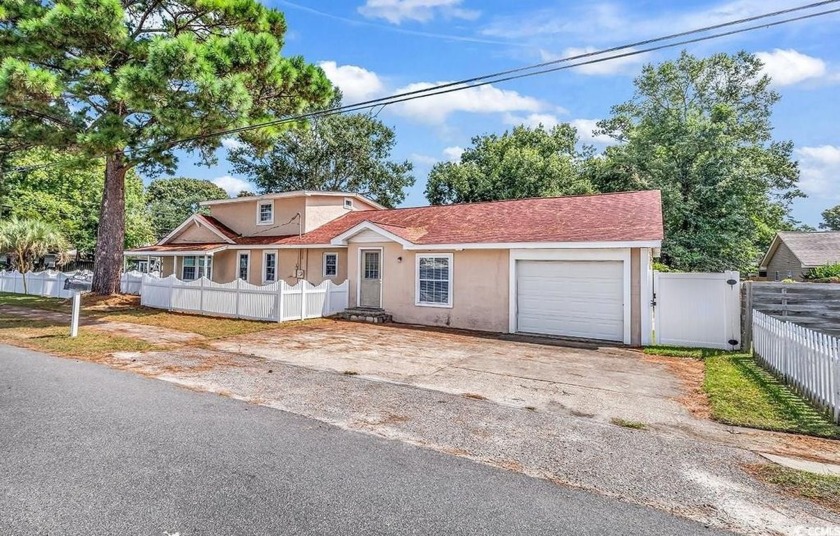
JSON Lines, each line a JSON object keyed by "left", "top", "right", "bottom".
{"left": 265, "top": 253, "right": 276, "bottom": 282}
{"left": 239, "top": 253, "right": 249, "bottom": 280}
{"left": 417, "top": 255, "right": 451, "bottom": 305}
{"left": 182, "top": 256, "right": 196, "bottom": 280}
{"left": 259, "top": 203, "right": 273, "bottom": 223}
{"left": 364, "top": 251, "right": 380, "bottom": 279}
{"left": 324, "top": 253, "right": 338, "bottom": 277}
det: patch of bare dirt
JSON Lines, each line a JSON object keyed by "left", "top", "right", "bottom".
{"left": 643, "top": 354, "right": 711, "bottom": 420}
{"left": 81, "top": 293, "right": 140, "bottom": 310}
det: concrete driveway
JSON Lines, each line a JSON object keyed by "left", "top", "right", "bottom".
{"left": 211, "top": 319, "right": 694, "bottom": 432}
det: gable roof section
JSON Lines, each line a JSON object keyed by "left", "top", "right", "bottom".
{"left": 125, "top": 243, "right": 227, "bottom": 254}
{"left": 198, "top": 214, "right": 239, "bottom": 241}
{"left": 760, "top": 231, "right": 840, "bottom": 269}
{"left": 137, "top": 191, "right": 664, "bottom": 251}
{"left": 198, "top": 190, "right": 386, "bottom": 210}
{"left": 160, "top": 213, "right": 237, "bottom": 245}
{"left": 268, "top": 190, "right": 663, "bottom": 247}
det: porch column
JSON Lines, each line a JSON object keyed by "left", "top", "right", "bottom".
{"left": 146, "top": 255, "right": 151, "bottom": 274}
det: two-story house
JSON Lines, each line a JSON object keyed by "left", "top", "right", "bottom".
{"left": 125, "top": 189, "right": 665, "bottom": 345}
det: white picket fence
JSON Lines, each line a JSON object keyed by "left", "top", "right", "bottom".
{"left": 0, "top": 269, "right": 144, "bottom": 298}
{"left": 139, "top": 274, "right": 349, "bottom": 322}
{"left": 753, "top": 310, "right": 840, "bottom": 423}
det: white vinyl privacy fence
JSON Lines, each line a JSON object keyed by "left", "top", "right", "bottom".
{"left": 653, "top": 271, "right": 741, "bottom": 350}
{"left": 0, "top": 270, "right": 143, "bottom": 298}
{"left": 120, "top": 271, "right": 144, "bottom": 295}
{"left": 140, "top": 275, "right": 349, "bottom": 322}
{"left": 753, "top": 310, "right": 840, "bottom": 423}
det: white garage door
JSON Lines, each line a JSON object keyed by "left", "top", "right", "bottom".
{"left": 516, "top": 260, "right": 624, "bottom": 342}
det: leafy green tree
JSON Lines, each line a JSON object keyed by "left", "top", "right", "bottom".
{"left": 425, "top": 124, "right": 593, "bottom": 205}
{"left": 1, "top": 0, "right": 333, "bottom": 293}
{"left": 0, "top": 149, "right": 153, "bottom": 252}
{"left": 146, "top": 178, "right": 228, "bottom": 240}
{"left": 0, "top": 218, "right": 69, "bottom": 293}
{"left": 595, "top": 51, "right": 801, "bottom": 272}
{"left": 229, "top": 113, "right": 414, "bottom": 208}
{"left": 820, "top": 206, "right": 840, "bottom": 231}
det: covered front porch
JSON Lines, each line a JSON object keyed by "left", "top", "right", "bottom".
{"left": 123, "top": 245, "right": 348, "bottom": 287}
{"left": 123, "top": 244, "right": 226, "bottom": 282}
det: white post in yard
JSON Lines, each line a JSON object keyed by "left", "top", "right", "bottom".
{"left": 324, "top": 280, "right": 331, "bottom": 316}
{"left": 301, "top": 281, "right": 307, "bottom": 320}
{"left": 235, "top": 278, "right": 241, "bottom": 319}
{"left": 70, "top": 291, "right": 81, "bottom": 337}
{"left": 275, "top": 282, "right": 283, "bottom": 322}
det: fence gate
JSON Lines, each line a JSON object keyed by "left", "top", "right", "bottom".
{"left": 654, "top": 271, "right": 741, "bottom": 350}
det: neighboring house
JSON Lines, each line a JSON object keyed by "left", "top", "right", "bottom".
{"left": 125, "top": 189, "right": 664, "bottom": 345}
{"left": 759, "top": 231, "right": 840, "bottom": 281}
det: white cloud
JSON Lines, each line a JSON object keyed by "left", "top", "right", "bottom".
{"left": 539, "top": 47, "right": 649, "bottom": 76}
{"left": 391, "top": 81, "right": 544, "bottom": 123}
{"left": 482, "top": 0, "right": 815, "bottom": 44}
{"left": 220, "top": 137, "right": 245, "bottom": 152}
{"left": 212, "top": 175, "right": 252, "bottom": 197}
{"left": 358, "top": 0, "right": 479, "bottom": 24}
{"left": 410, "top": 153, "right": 439, "bottom": 166}
{"left": 756, "top": 49, "right": 827, "bottom": 87}
{"left": 570, "top": 119, "right": 615, "bottom": 145}
{"left": 502, "top": 112, "right": 560, "bottom": 129}
{"left": 442, "top": 146, "right": 464, "bottom": 161}
{"left": 319, "top": 61, "right": 386, "bottom": 104}
{"left": 796, "top": 145, "right": 840, "bottom": 198}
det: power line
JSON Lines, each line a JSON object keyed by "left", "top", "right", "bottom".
{"left": 139, "top": 2, "right": 840, "bottom": 152}
{"left": 4, "top": 0, "right": 840, "bottom": 174}
{"left": 275, "top": 0, "right": 529, "bottom": 47}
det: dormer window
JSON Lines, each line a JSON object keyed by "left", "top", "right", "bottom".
{"left": 343, "top": 197, "right": 353, "bottom": 210}
{"left": 257, "top": 200, "right": 274, "bottom": 225}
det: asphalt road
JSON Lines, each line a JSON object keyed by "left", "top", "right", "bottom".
{"left": 0, "top": 345, "right": 726, "bottom": 535}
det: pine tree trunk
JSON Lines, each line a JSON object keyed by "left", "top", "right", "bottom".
{"left": 91, "top": 152, "right": 127, "bottom": 295}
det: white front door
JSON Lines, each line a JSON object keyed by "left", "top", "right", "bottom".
{"left": 516, "top": 260, "right": 624, "bottom": 341}
{"left": 359, "top": 249, "right": 382, "bottom": 308}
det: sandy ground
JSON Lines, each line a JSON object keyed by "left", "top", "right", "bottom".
{"left": 4, "top": 307, "right": 840, "bottom": 534}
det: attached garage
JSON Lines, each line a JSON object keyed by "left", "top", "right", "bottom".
{"left": 516, "top": 260, "right": 625, "bottom": 342}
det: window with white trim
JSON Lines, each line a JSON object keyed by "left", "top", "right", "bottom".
{"left": 182, "top": 256, "right": 211, "bottom": 280}
{"left": 323, "top": 252, "right": 338, "bottom": 278}
{"left": 264, "top": 252, "right": 277, "bottom": 282}
{"left": 416, "top": 254, "right": 452, "bottom": 307}
{"left": 257, "top": 201, "right": 274, "bottom": 225}
{"left": 238, "top": 252, "right": 249, "bottom": 281}
{"left": 343, "top": 197, "right": 353, "bottom": 209}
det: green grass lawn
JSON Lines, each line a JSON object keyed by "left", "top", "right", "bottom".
{"left": 0, "top": 292, "right": 69, "bottom": 312}
{"left": 0, "top": 313, "right": 154, "bottom": 358}
{"left": 645, "top": 346, "right": 840, "bottom": 439}
{"left": 0, "top": 291, "right": 300, "bottom": 340}
{"left": 749, "top": 464, "right": 840, "bottom": 513}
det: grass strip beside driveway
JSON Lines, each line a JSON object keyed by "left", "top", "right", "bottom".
{"left": 748, "top": 464, "right": 840, "bottom": 514}
{"left": 0, "top": 314, "right": 153, "bottom": 358}
{"left": 0, "top": 293, "right": 69, "bottom": 313}
{"left": 0, "top": 291, "right": 287, "bottom": 339}
{"left": 645, "top": 346, "right": 840, "bottom": 439}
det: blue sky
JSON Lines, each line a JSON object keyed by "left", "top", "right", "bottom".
{"left": 161, "top": 0, "right": 840, "bottom": 227}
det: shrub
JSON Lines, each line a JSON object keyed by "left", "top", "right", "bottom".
{"left": 652, "top": 261, "right": 677, "bottom": 273}
{"left": 805, "top": 263, "right": 840, "bottom": 280}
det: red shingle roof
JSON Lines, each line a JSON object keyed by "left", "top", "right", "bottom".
{"left": 282, "top": 190, "right": 664, "bottom": 246}
{"left": 126, "top": 243, "right": 227, "bottom": 253}
{"left": 197, "top": 214, "right": 239, "bottom": 241}
{"left": 140, "top": 191, "right": 663, "bottom": 251}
